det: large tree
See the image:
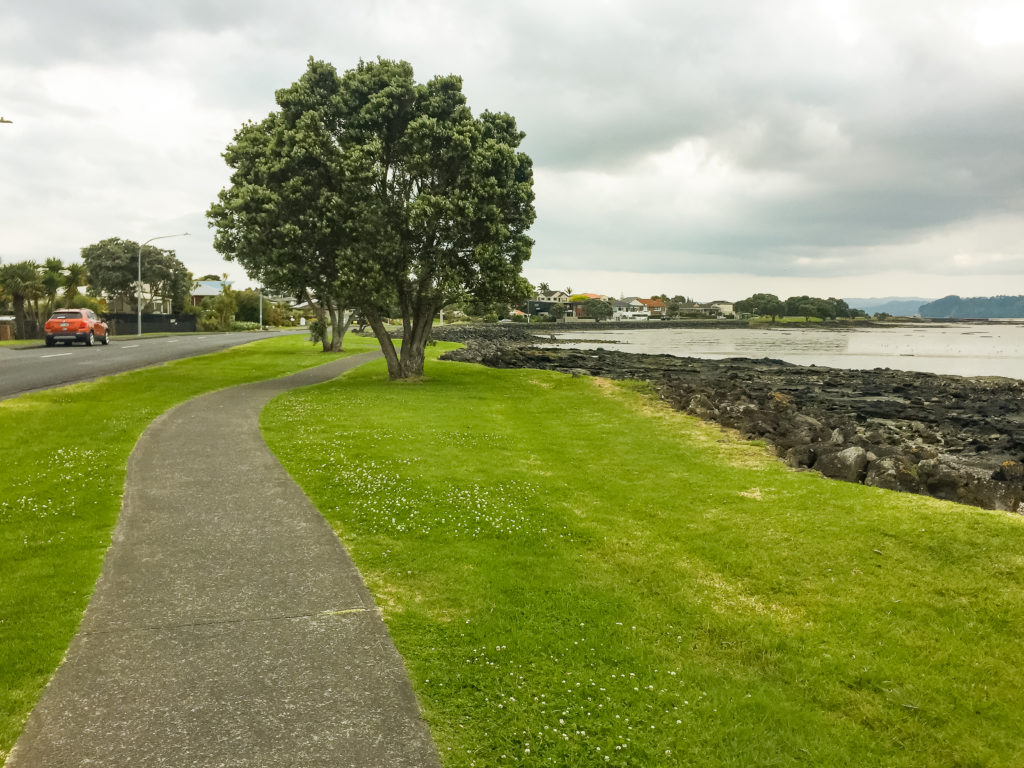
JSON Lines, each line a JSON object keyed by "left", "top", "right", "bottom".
{"left": 734, "top": 293, "right": 785, "bottom": 322}
{"left": 208, "top": 57, "right": 535, "bottom": 378}
{"left": 81, "top": 238, "right": 193, "bottom": 313}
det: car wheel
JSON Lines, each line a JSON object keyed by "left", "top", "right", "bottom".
{"left": 85, "top": 331, "right": 94, "bottom": 346}
{"left": 101, "top": 331, "right": 109, "bottom": 345}
{"left": 45, "top": 336, "right": 55, "bottom": 347}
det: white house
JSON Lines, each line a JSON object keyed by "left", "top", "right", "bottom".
{"left": 611, "top": 298, "right": 649, "bottom": 320}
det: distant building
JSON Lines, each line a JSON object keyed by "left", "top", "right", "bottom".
{"left": 191, "top": 280, "right": 232, "bottom": 307}
{"left": 567, "top": 293, "right": 610, "bottom": 319}
{"left": 637, "top": 298, "right": 666, "bottom": 317}
{"left": 105, "top": 285, "right": 172, "bottom": 314}
{"left": 527, "top": 289, "right": 571, "bottom": 315}
{"left": 611, "top": 298, "right": 649, "bottom": 320}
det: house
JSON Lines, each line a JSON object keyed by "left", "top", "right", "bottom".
{"left": 637, "top": 298, "right": 666, "bottom": 317}
{"left": 611, "top": 298, "right": 649, "bottom": 320}
{"left": 105, "top": 285, "right": 173, "bottom": 314}
{"left": 687, "top": 301, "right": 735, "bottom": 318}
{"left": 567, "top": 293, "right": 610, "bottom": 319}
{"left": 526, "top": 289, "right": 571, "bottom": 315}
{"left": 191, "top": 280, "right": 232, "bottom": 307}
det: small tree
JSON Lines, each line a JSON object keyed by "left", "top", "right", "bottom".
{"left": 199, "top": 285, "right": 238, "bottom": 331}
{"left": 548, "top": 302, "right": 566, "bottom": 323}
{"left": 63, "top": 262, "right": 89, "bottom": 304}
{"left": 582, "top": 298, "right": 612, "bottom": 323}
{"left": 0, "top": 261, "right": 43, "bottom": 338}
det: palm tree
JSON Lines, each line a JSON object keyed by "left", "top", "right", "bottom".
{"left": 34, "top": 258, "right": 64, "bottom": 321}
{"left": 0, "top": 261, "right": 43, "bottom": 338}
{"left": 63, "top": 262, "right": 89, "bottom": 305}
{"left": 537, "top": 281, "right": 550, "bottom": 294}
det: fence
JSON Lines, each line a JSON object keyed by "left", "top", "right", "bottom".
{"left": 105, "top": 313, "right": 198, "bottom": 335}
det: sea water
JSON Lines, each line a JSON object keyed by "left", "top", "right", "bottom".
{"left": 549, "top": 323, "right": 1024, "bottom": 379}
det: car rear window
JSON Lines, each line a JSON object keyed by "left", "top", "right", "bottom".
{"left": 50, "top": 311, "right": 84, "bottom": 319}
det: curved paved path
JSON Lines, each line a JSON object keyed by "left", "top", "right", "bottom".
{"left": 8, "top": 352, "right": 441, "bottom": 768}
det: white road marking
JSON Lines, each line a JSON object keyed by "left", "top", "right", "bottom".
{"left": 40, "top": 353, "right": 73, "bottom": 358}
{"left": 122, "top": 344, "right": 140, "bottom": 349}
{"left": 166, "top": 339, "right": 180, "bottom": 343}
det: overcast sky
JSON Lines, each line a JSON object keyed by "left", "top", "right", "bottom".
{"left": 3, "top": 0, "right": 1023, "bottom": 302}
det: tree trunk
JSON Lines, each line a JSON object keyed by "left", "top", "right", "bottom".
{"left": 330, "top": 307, "right": 354, "bottom": 351}
{"left": 365, "top": 309, "right": 402, "bottom": 379}
{"left": 310, "top": 293, "right": 329, "bottom": 352}
{"left": 396, "top": 305, "right": 435, "bottom": 379}
{"left": 328, "top": 304, "right": 343, "bottom": 352}
{"left": 13, "top": 296, "right": 26, "bottom": 340}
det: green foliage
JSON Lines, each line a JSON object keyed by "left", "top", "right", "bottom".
{"left": 233, "top": 288, "right": 277, "bottom": 325}
{"left": 736, "top": 294, "right": 855, "bottom": 322}
{"left": 55, "top": 293, "right": 102, "bottom": 313}
{"left": 582, "top": 297, "right": 613, "bottom": 322}
{"left": 546, "top": 302, "right": 566, "bottom": 321}
{"left": 309, "top": 319, "right": 327, "bottom": 345}
{"left": 198, "top": 285, "right": 238, "bottom": 331}
{"left": 0, "top": 260, "right": 43, "bottom": 338}
{"left": 734, "top": 293, "right": 785, "bottom": 321}
{"left": 80, "top": 238, "right": 192, "bottom": 313}
{"left": 209, "top": 57, "right": 536, "bottom": 378}
{"left": 263, "top": 352, "right": 1024, "bottom": 767}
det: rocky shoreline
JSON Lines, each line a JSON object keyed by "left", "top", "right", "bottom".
{"left": 439, "top": 330, "right": 1024, "bottom": 514}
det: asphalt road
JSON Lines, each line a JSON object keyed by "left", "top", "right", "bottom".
{"left": 0, "top": 331, "right": 306, "bottom": 401}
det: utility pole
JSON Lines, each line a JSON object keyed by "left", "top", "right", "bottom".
{"left": 137, "top": 233, "right": 189, "bottom": 336}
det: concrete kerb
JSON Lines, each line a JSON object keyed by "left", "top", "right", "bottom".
{"left": 7, "top": 350, "right": 442, "bottom": 768}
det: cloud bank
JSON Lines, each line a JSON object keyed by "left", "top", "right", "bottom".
{"left": 2, "top": 0, "right": 1023, "bottom": 299}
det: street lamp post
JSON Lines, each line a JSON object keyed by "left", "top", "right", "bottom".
{"left": 138, "top": 233, "right": 189, "bottom": 337}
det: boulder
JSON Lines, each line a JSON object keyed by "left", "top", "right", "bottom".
{"left": 814, "top": 446, "right": 869, "bottom": 483}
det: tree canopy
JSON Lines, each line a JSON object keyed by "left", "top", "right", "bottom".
{"left": 81, "top": 238, "right": 192, "bottom": 313}
{"left": 581, "top": 298, "right": 613, "bottom": 322}
{"left": 734, "top": 293, "right": 863, "bottom": 321}
{"left": 208, "top": 57, "right": 536, "bottom": 378}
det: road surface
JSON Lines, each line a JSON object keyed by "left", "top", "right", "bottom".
{"left": 0, "top": 331, "right": 305, "bottom": 401}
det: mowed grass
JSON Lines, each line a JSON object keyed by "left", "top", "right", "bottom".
{"left": 262, "top": 349, "right": 1024, "bottom": 767}
{"left": 0, "top": 333, "right": 377, "bottom": 760}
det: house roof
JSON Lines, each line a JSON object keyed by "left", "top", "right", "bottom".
{"left": 192, "top": 280, "right": 232, "bottom": 297}
{"left": 638, "top": 298, "right": 665, "bottom": 308}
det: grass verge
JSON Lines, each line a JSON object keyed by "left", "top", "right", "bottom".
{"left": 0, "top": 333, "right": 377, "bottom": 760}
{"left": 262, "top": 348, "right": 1024, "bottom": 767}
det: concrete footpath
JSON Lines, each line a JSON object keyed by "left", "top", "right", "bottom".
{"left": 8, "top": 351, "right": 441, "bottom": 767}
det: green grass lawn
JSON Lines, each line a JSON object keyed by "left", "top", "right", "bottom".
{"left": 0, "top": 339, "right": 40, "bottom": 347}
{"left": 262, "top": 348, "right": 1024, "bottom": 767}
{"left": 0, "top": 333, "right": 377, "bottom": 760}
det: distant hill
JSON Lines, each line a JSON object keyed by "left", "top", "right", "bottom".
{"left": 919, "top": 295, "right": 1024, "bottom": 319}
{"left": 844, "top": 297, "right": 932, "bottom": 316}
